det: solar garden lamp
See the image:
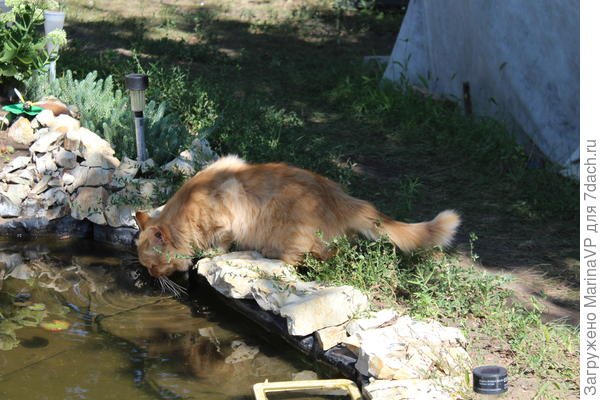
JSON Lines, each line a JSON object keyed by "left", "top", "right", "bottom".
{"left": 125, "top": 73, "right": 149, "bottom": 161}
{"left": 44, "top": 10, "right": 66, "bottom": 81}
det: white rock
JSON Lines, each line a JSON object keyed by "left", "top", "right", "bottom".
{"left": 48, "top": 113, "right": 80, "bottom": 133}
{"left": 263, "top": 285, "right": 369, "bottom": 336}
{"left": 33, "top": 109, "right": 56, "bottom": 127}
{"left": 77, "top": 127, "right": 114, "bottom": 158}
{"left": 195, "top": 251, "right": 299, "bottom": 299}
{"left": 71, "top": 186, "right": 109, "bottom": 225}
{"left": 224, "top": 340, "right": 259, "bottom": 364}
{"left": 162, "top": 157, "right": 195, "bottom": 176}
{"left": 7, "top": 117, "right": 35, "bottom": 145}
{"left": 109, "top": 156, "right": 139, "bottom": 189}
{"left": 35, "top": 152, "right": 57, "bottom": 175}
{"left": 53, "top": 148, "right": 77, "bottom": 169}
{"left": 292, "top": 370, "right": 319, "bottom": 381}
{"left": 354, "top": 316, "right": 470, "bottom": 380}
{"left": 362, "top": 377, "right": 465, "bottom": 400}
{"left": 316, "top": 324, "right": 350, "bottom": 351}
{"left": 346, "top": 309, "right": 399, "bottom": 335}
{"left": 3, "top": 156, "right": 31, "bottom": 173}
{"left": 81, "top": 152, "right": 120, "bottom": 169}
{"left": 30, "top": 130, "right": 64, "bottom": 153}
{"left": 196, "top": 251, "right": 368, "bottom": 336}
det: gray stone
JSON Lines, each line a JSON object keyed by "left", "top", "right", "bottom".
{"left": 0, "top": 194, "right": 20, "bottom": 217}
{"left": 104, "top": 202, "right": 136, "bottom": 228}
{"left": 45, "top": 204, "right": 69, "bottom": 220}
{"left": 109, "top": 157, "right": 139, "bottom": 189}
{"left": 3, "top": 173, "right": 31, "bottom": 186}
{"left": 85, "top": 167, "right": 113, "bottom": 186}
{"left": 3, "top": 184, "right": 29, "bottom": 204}
{"left": 40, "top": 187, "right": 69, "bottom": 207}
{"left": 65, "top": 166, "right": 89, "bottom": 193}
{"left": 35, "top": 152, "right": 57, "bottom": 175}
{"left": 31, "top": 175, "right": 52, "bottom": 195}
{"left": 71, "top": 186, "right": 109, "bottom": 225}
{"left": 53, "top": 148, "right": 77, "bottom": 169}
{"left": 7, "top": 117, "right": 35, "bottom": 145}
{"left": 17, "top": 168, "right": 35, "bottom": 182}
{"left": 3, "top": 156, "right": 31, "bottom": 173}
{"left": 30, "top": 130, "right": 64, "bottom": 153}
{"left": 20, "top": 198, "right": 46, "bottom": 218}
{"left": 162, "top": 156, "right": 195, "bottom": 176}
{"left": 140, "top": 158, "right": 155, "bottom": 173}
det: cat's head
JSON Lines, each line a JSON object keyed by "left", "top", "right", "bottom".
{"left": 135, "top": 211, "right": 190, "bottom": 277}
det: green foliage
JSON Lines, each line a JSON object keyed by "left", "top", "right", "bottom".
{"left": 301, "top": 237, "right": 578, "bottom": 392}
{"left": 0, "top": 0, "right": 66, "bottom": 83}
{"left": 25, "top": 70, "right": 194, "bottom": 165}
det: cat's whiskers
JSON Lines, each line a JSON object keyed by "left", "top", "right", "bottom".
{"left": 157, "top": 276, "right": 187, "bottom": 298}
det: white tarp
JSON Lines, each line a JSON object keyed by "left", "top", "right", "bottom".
{"left": 383, "top": 0, "right": 579, "bottom": 176}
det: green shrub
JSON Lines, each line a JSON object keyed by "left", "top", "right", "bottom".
{"left": 0, "top": 0, "right": 66, "bottom": 85}
{"left": 25, "top": 70, "right": 193, "bottom": 165}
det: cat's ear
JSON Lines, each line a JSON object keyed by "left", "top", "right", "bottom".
{"left": 135, "top": 211, "right": 150, "bottom": 230}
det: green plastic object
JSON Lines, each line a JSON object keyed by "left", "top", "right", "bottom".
{"left": 2, "top": 103, "right": 44, "bottom": 117}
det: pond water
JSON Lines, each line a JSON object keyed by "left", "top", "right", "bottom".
{"left": 0, "top": 239, "right": 335, "bottom": 400}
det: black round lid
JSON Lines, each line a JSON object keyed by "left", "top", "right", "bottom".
{"left": 473, "top": 365, "right": 508, "bottom": 395}
{"left": 125, "top": 73, "right": 149, "bottom": 90}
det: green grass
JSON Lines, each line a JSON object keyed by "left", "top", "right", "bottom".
{"left": 46, "top": 1, "right": 579, "bottom": 397}
{"left": 301, "top": 237, "right": 579, "bottom": 398}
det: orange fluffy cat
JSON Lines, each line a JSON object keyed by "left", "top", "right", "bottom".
{"left": 135, "top": 156, "right": 460, "bottom": 277}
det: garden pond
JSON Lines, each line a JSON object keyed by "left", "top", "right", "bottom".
{"left": 0, "top": 238, "right": 335, "bottom": 400}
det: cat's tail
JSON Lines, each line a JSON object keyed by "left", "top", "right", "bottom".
{"left": 351, "top": 202, "right": 461, "bottom": 252}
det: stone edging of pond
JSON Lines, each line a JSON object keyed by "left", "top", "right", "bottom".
{"left": 1, "top": 107, "right": 472, "bottom": 400}
{"left": 190, "top": 251, "right": 471, "bottom": 400}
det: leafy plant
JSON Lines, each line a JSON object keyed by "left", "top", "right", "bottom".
{"left": 0, "top": 0, "right": 67, "bottom": 84}
{"left": 25, "top": 70, "right": 196, "bottom": 165}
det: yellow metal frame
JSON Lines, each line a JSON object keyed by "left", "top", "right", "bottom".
{"left": 253, "top": 379, "right": 362, "bottom": 400}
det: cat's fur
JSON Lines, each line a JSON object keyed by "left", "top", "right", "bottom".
{"left": 135, "top": 156, "right": 460, "bottom": 277}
